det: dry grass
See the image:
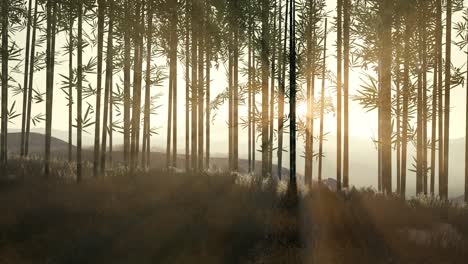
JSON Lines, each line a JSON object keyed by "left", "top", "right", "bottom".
{"left": 1, "top": 158, "right": 468, "bottom": 263}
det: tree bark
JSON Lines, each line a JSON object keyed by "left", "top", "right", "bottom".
{"left": 94, "top": 0, "right": 105, "bottom": 177}
{"left": 21, "top": 0, "right": 33, "bottom": 157}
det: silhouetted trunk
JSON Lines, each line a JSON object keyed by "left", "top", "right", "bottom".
{"left": 198, "top": 2, "right": 204, "bottom": 171}
{"left": 123, "top": 0, "right": 131, "bottom": 167}
{"left": 248, "top": 16, "right": 252, "bottom": 173}
{"left": 25, "top": 0, "right": 39, "bottom": 157}
{"left": 45, "top": 0, "right": 57, "bottom": 177}
{"left": 131, "top": 2, "right": 143, "bottom": 170}
{"left": 395, "top": 17, "right": 401, "bottom": 193}
{"left": 185, "top": 1, "right": 190, "bottom": 171}
{"left": 437, "top": 0, "right": 444, "bottom": 199}
{"left": 100, "top": 6, "right": 113, "bottom": 175}
{"left": 261, "top": 0, "right": 270, "bottom": 177}
{"left": 67, "top": 4, "right": 73, "bottom": 161}
{"left": 278, "top": 0, "right": 288, "bottom": 179}
{"left": 21, "top": 0, "right": 33, "bottom": 157}
{"left": 191, "top": 0, "right": 198, "bottom": 171}
{"left": 463, "top": 14, "right": 468, "bottom": 203}
{"left": 343, "top": 0, "right": 350, "bottom": 188}
{"left": 77, "top": 0, "right": 83, "bottom": 182}
{"left": 336, "top": 0, "right": 343, "bottom": 191}
{"left": 305, "top": 2, "right": 313, "bottom": 184}
{"left": 318, "top": 18, "right": 328, "bottom": 183}
{"left": 205, "top": 4, "right": 211, "bottom": 170}
{"left": 142, "top": 3, "right": 152, "bottom": 169}
{"left": 289, "top": 0, "right": 297, "bottom": 187}
{"left": 401, "top": 6, "right": 411, "bottom": 199}
{"left": 1, "top": 0, "right": 8, "bottom": 164}
{"left": 442, "top": 0, "right": 452, "bottom": 200}
{"left": 94, "top": 0, "right": 104, "bottom": 177}
{"left": 380, "top": 0, "right": 392, "bottom": 194}
{"left": 422, "top": 5, "right": 428, "bottom": 195}
{"left": 269, "top": 0, "right": 277, "bottom": 176}
{"left": 172, "top": 0, "right": 178, "bottom": 169}
{"left": 431, "top": 40, "right": 437, "bottom": 197}
{"left": 233, "top": 18, "right": 239, "bottom": 171}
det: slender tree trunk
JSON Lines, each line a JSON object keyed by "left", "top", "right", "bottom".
{"left": 100, "top": 7, "right": 113, "bottom": 175}
{"left": 166, "top": 60, "right": 173, "bottom": 168}
{"left": 431, "top": 41, "right": 437, "bottom": 197}
{"left": 437, "top": 0, "right": 444, "bottom": 199}
{"left": 401, "top": 6, "right": 411, "bottom": 199}
{"left": 172, "top": 1, "right": 178, "bottom": 168}
{"left": 94, "top": 0, "right": 105, "bottom": 177}
{"left": 289, "top": 0, "right": 297, "bottom": 187}
{"left": 305, "top": 2, "right": 313, "bottom": 185}
{"left": 269, "top": 0, "right": 277, "bottom": 176}
{"left": 21, "top": 0, "right": 33, "bottom": 157}
{"left": 381, "top": 0, "right": 393, "bottom": 194}
{"left": 198, "top": 2, "right": 205, "bottom": 171}
{"left": 465, "top": 31, "right": 468, "bottom": 203}
{"left": 422, "top": 6, "right": 428, "bottom": 195}
{"left": 191, "top": 0, "right": 198, "bottom": 171}
{"left": 77, "top": 0, "right": 83, "bottom": 182}
{"left": 343, "top": 0, "right": 350, "bottom": 188}
{"left": 248, "top": 18, "right": 252, "bottom": 173}
{"left": 442, "top": 0, "right": 452, "bottom": 200}
{"left": 252, "top": 47, "right": 256, "bottom": 174}
{"left": 261, "top": 0, "right": 270, "bottom": 177}
{"left": 25, "top": 0, "right": 39, "bottom": 157}
{"left": 205, "top": 3, "right": 211, "bottom": 170}
{"left": 67, "top": 5, "right": 73, "bottom": 161}
{"left": 45, "top": 0, "right": 57, "bottom": 177}
{"left": 395, "top": 18, "right": 401, "bottom": 194}
{"left": 123, "top": 0, "right": 131, "bottom": 167}
{"left": 278, "top": 0, "right": 288, "bottom": 179}
{"left": 1, "top": 0, "right": 8, "bottom": 165}
{"left": 318, "top": 18, "right": 328, "bottom": 183}
{"left": 131, "top": 2, "right": 143, "bottom": 170}
{"left": 142, "top": 4, "right": 152, "bottom": 169}
{"left": 336, "top": 0, "right": 343, "bottom": 191}
{"left": 233, "top": 21, "right": 239, "bottom": 171}
{"left": 185, "top": 1, "right": 190, "bottom": 171}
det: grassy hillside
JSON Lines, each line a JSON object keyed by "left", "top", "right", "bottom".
{"left": 1, "top": 158, "right": 468, "bottom": 263}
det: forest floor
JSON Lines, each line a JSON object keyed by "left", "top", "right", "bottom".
{"left": 1, "top": 157, "right": 468, "bottom": 263}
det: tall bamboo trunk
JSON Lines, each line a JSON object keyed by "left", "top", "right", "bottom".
{"left": 185, "top": 1, "right": 190, "bottom": 171}
{"left": 45, "top": 0, "right": 57, "bottom": 177}
{"left": 465, "top": 31, "right": 468, "bottom": 203}
{"left": 100, "top": 7, "right": 113, "bottom": 176}
{"left": 395, "top": 18, "right": 401, "bottom": 193}
{"left": 21, "top": 0, "right": 33, "bottom": 157}
{"left": 289, "top": 0, "right": 297, "bottom": 187}
{"left": 318, "top": 18, "right": 328, "bottom": 183}
{"left": 442, "top": 0, "right": 452, "bottom": 200}
{"left": 67, "top": 5, "right": 73, "bottom": 161}
{"left": 278, "top": 0, "right": 289, "bottom": 179}
{"left": 191, "top": 0, "right": 198, "bottom": 171}
{"left": 172, "top": 1, "right": 178, "bottom": 169}
{"left": 431, "top": 42, "right": 438, "bottom": 197}
{"left": 336, "top": 0, "right": 343, "bottom": 191}
{"left": 343, "top": 0, "right": 350, "bottom": 188}
{"left": 123, "top": 0, "right": 131, "bottom": 167}
{"left": 422, "top": 7, "right": 428, "bottom": 195}
{"left": 381, "top": 0, "right": 393, "bottom": 194}
{"left": 261, "top": 0, "right": 270, "bottom": 177}
{"left": 437, "top": 0, "right": 444, "bottom": 199}
{"left": 131, "top": 2, "right": 143, "bottom": 171}
{"left": 269, "top": 0, "right": 277, "bottom": 176}
{"left": 142, "top": 4, "right": 153, "bottom": 169}
{"left": 1, "top": 0, "right": 8, "bottom": 164}
{"left": 233, "top": 24, "right": 239, "bottom": 171}
{"left": 25, "top": 0, "right": 39, "bottom": 157}
{"left": 401, "top": 7, "right": 411, "bottom": 199}
{"left": 248, "top": 20, "right": 252, "bottom": 173}
{"left": 77, "top": 0, "right": 83, "bottom": 182}
{"left": 198, "top": 3, "right": 205, "bottom": 171}
{"left": 304, "top": 2, "right": 312, "bottom": 184}
{"left": 94, "top": 0, "right": 105, "bottom": 177}
{"left": 205, "top": 4, "right": 211, "bottom": 170}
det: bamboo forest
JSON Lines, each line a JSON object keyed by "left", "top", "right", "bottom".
{"left": 2, "top": 0, "right": 468, "bottom": 263}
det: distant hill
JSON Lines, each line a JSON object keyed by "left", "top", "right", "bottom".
{"left": 7, "top": 132, "right": 75, "bottom": 155}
